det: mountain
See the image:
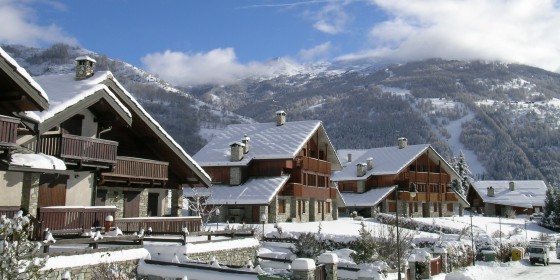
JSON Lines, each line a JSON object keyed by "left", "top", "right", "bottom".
{"left": 4, "top": 44, "right": 560, "bottom": 187}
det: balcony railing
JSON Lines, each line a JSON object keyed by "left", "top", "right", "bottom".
{"left": 0, "top": 115, "right": 19, "bottom": 147}
{"left": 100, "top": 156, "right": 169, "bottom": 186}
{"left": 400, "top": 171, "right": 449, "bottom": 183}
{"left": 281, "top": 183, "right": 336, "bottom": 199}
{"left": 39, "top": 133, "right": 118, "bottom": 165}
{"left": 295, "top": 156, "right": 331, "bottom": 174}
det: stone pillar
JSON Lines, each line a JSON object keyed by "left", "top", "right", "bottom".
{"left": 171, "top": 188, "right": 184, "bottom": 217}
{"left": 459, "top": 204, "right": 464, "bottom": 216}
{"left": 291, "top": 258, "right": 315, "bottom": 280}
{"left": 309, "top": 198, "right": 317, "bottom": 222}
{"left": 332, "top": 201, "right": 339, "bottom": 220}
{"left": 21, "top": 172, "right": 40, "bottom": 217}
{"left": 318, "top": 253, "right": 338, "bottom": 280}
{"left": 138, "top": 188, "right": 149, "bottom": 217}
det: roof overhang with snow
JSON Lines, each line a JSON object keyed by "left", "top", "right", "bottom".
{"left": 101, "top": 75, "right": 212, "bottom": 187}
{"left": 0, "top": 47, "right": 49, "bottom": 113}
{"left": 183, "top": 176, "right": 290, "bottom": 205}
{"left": 339, "top": 186, "right": 396, "bottom": 207}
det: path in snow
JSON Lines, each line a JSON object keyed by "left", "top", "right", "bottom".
{"left": 444, "top": 111, "right": 486, "bottom": 178}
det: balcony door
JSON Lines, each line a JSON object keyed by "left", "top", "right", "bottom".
{"left": 123, "top": 191, "right": 140, "bottom": 218}
{"left": 38, "top": 174, "right": 68, "bottom": 208}
{"left": 147, "top": 193, "right": 159, "bottom": 216}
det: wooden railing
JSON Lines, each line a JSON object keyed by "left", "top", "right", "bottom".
{"left": 399, "top": 192, "right": 441, "bottom": 202}
{"left": 0, "top": 206, "right": 20, "bottom": 218}
{"left": 102, "top": 156, "right": 168, "bottom": 181}
{"left": 281, "top": 183, "right": 336, "bottom": 199}
{"left": 295, "top": 156, "right": 331, "bottom": 174}
{"left": 114, "top": 216, "right": 202, "bottom": 234}
{"left": 400, "top": 171, "right": 449, "bottom": 183}
{"left": 0, "top": 115, "right": 19, "bottom": 147}
{"left": 38, "top": 133, "right": 118, "bottom": 164}
{"left": 37, "top": 206, "right": 117, "bottom": 233}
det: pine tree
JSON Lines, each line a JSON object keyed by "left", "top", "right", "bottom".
{"left": 350, "top": 222, "right": 377, "bottom": 264}
{"left": 450, "top": 151, "right": 472, "bottom": 196}
{"left": 1, "top": 212, "right": 50, "bottom": 279}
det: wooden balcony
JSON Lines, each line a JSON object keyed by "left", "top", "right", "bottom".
{"left": 38, "top": 133, "right": 118, "bottom": 168}
{"left": 280, "top": 183, "right": 336, "bottom": 199}
{"left": 398, "top": 192, "right": 441, "bottom": 202}
{"left": 400, "top": 171, "right": 449, "bottom": 183}
{"left": 37, "top": 206, "right": 117, "bottom": 233}
{"left": 99, "top": 156, "right": 169, "bottom": 187}
{"left": 0, "top": 115, "right": 19, "bottom": 148}
{"left": 295, "top": 156, "right": 331, "bottom": 174}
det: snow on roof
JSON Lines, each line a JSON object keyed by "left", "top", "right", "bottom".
{"left": 10, "top": 152, "right": 66, "bottom": 170}
{"left": 32, "top": 72, "right": 131, "bottom": 122}
{"left": 339, "top": 186, "right": 396, "bottom": 207}
{"left": 472, "top": 180, "right": 547, "bottom": 208}
{"left": 75, "top": 55, "right": 96, "bottom": 63}
{"left": 104, "top": 73, "right": 211, "bottom": 185}
{"left": 332, "top": 144, "right": 431, "bottom": 181}
{"left": 0, "top": 46, "right": 49, "bottom": 103}
{"left": 184, "top": 176, "right": 289, "bottom": 205}
{"left": 193, "top": 120, "right": 323, "bottom": 166}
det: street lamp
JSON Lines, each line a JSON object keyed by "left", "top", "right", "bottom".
{"left": 470, "top": 210, "right": 475, "bottom": 266}
{"left": 215, "top": 208, "right": 220, "bottom": 230}
{"left": 260, "top": 213, "right": 267, "bottom": 240}
{"left": 499, "top": 215, "right": 502, "bottom": 262}
{"left": 396, "top": 183, "right": 417, "bottom": 280}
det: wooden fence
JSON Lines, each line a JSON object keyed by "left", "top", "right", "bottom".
{"left": 114, "top": 216, "right": 202, "bottom": 234}
{"left": 37, "top": 206, "right": 117, "bottom": 237}
{"left": 430, "top": 256, "right": 443, "bottom": 276}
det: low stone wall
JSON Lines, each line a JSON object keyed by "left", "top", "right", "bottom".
{"left": 144, "top": 237, "right": 260, "bottom": 267}
{"left": 40, "top": 248, "right": 149, "bottom": 280}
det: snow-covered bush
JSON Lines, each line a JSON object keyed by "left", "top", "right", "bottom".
{"left": 350, "top": 222, "right": 377, "bottom": 264}
{"left": 0, "top": 212, "right": 50, "bottom": 279}
{"left": 290, "top": 232, "right": 323, "bottom": 259}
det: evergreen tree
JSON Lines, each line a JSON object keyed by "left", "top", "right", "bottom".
{"left": 450, "top": 151, "right": 472, "bottom": 196}
{"left": 290, "top": 232, "right": 323, "bottom": 259}
{"left": 1, "top": 212, "right": 50, "bottom": 279}
{"left": 350, "top": 222, "right": 377, "bottom": 264}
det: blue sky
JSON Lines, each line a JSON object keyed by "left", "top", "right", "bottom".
{"left": 1, "top": 0, "right": 560, "bottom": 86}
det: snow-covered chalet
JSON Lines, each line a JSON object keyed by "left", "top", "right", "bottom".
{"left": 186, "top": 111, "right": 343, "bottom": 223}
{"left": 467, "top": 180, "right": 547, "bottom": 216}
{"left": 332, "top": 138, "right": 469, "bottom": 218}
{"left": 3, "top": 54, "right": 210, "bottom": 221}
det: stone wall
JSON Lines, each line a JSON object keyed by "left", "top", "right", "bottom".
{"left": 187, "top": 244, "right": 259, "bottom": 266}
{"left": 21, "top": 172, "right": 40, "bottom": 217}
{"left": 45, "top": 259, "right": 139, "bottom": 280}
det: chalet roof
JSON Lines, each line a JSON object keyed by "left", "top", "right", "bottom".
{"left": 183, "top": 176, "right": 290, "bottom": 205}
{"left": 0, "top": 46, "right": 49, "bottom": 111}
{"left": 471, "top": 180, "right": 547, "bottom": 208}
{"left": 193, "top": 120, "right": 342, "bottom": 170}
{"left": 32, "top": 72, "right": 132, "bottom": 131}
{"left": 32, "top": 71, "right": 211, "bottom": 187}
{"left": 333, "top": 144, "right": 451, "bottom": 181}
{"left": 339, "top": 186, "right": 396, "bottom": 207}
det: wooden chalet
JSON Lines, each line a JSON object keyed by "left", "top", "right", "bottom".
{"left": 0, "top": 46, "right": 51, "bottom": 217}
{"left": 13, "top": 56, "right": 211, "bottom": 221}
{"left": 186, "top": 111, "right": 343, "bottom": 223}
{"left": 467, "top": 180, "right": 546, "bottom": 216}
{"left": 332, "top": 138, "right": 469, "bottom": 218}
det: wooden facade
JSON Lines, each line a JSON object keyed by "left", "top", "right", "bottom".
{"left": 0, "top": 115, "right": 18, "bottom": 149}
{"left": 38, "top": 133, "right": 118, "bottom": 169}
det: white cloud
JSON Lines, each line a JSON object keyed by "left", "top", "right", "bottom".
{"left": 141, "top": 48, "right": 300, "bottom": 86}
{"left": 0, "top": 0, "right": 77, "bottom": 46}
{"left": 311, "top": 2, "right": 350, "bottom": 34}
{"left": 299, "top": 42, "right": 333, "bottom": 61}
{"left": 340, "top": 0, "right": 560, "bottom": 72}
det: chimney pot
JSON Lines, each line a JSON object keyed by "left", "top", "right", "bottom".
{"left": 75, "top": 56, "right": 96, "bottom": 80}
{"left": 398, "top": 137, "right": 408, "bottom": 149}
{"left": 241, "top": 134, "right": 250, "bottom": 154}
{"left": 509, "top": 181, "right": 515, "bottom": 191}
{"left": 230, "top": 142, "right": 245, "bottom": 161}
{"left": 275, "top": 110, "right": 286, "bottom": 126}
{"left": 347, "top": 153, "right": 352, "bottom": 162}
{"left": 356, "top": 163, "right": 367, "bottom": 177}
{"left": 487, "top": 186, "right": 495, "bottom": 197}
{"left": 366, "top": 158, "right": 373, "bottom": 170}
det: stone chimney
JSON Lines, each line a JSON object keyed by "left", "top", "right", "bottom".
{"left": 230, "top": 142, "right": 245, "bottom": 161}
{"left": 356, "top": 163, "right": 367, "bottom": 177}
{"left": 276, "top": 110, "right": 286, "bottom": 126}
{"left": 509, "top": 181, "right": 515, "bottom": 191}
{"left": 347, "top": 153, "right": 352, "bottom": 162}
{"left": 398, "top": 137, "right": 408, "bottom": 149}
{"left": 241, "top": 134, "right": 250, "bottom": 154}
{"left": 366, "top": 157, "right": 373, "bottom": 170}
{"left": 75, "top": 56, "right": 96, "bottom": 80}
{"left": 487, "top": 186, "right": 495, "bottom": 197}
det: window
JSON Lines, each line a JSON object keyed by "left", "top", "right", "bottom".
{"left": 414, "top": 203, "right": 419, "bottom": 213}
{"left": 278, "top": 199, "right": 286, "bottom": 213}
{"left": 433, "top": 203, "right": 439, "bottom": 213}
